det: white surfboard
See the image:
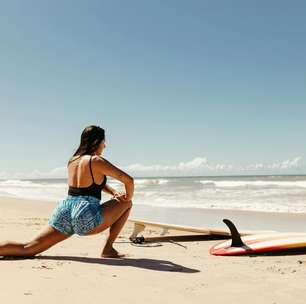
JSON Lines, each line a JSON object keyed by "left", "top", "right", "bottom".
{"left": 128, "top": 218, "right": 274, "bottom": 241}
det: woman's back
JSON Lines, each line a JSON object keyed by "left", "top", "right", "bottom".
{"left": 67, "top": 155, "right": 105, "bottom": 188}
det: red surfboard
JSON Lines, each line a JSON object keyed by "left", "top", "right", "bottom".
{"left": 210, "top": 219, "right": 306, "bottom": 256}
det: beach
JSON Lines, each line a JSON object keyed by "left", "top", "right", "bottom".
{"left": 1, "top": 196, "right": 306, "bottom": 304}
{"left": 2, "top": 0, "right": 306, "bottom": 302}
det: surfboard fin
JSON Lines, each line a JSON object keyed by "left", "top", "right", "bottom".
{"left": 223, "top": 219, "right": 247, "bottom": 247}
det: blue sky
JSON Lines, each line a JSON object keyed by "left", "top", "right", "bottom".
{"left": 0, "top": 0, "right": 305, "bottom": 178}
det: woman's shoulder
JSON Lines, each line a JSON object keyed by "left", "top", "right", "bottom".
{"left": 91, "top": 155, "right": 109, "bottom": 164}
{"left": 68, "top": 154, "right": 90, "bottom": 165}
{"left": 68, "top": 155, "right": 79, "bottom": 165}
{"left": 92, "top": 156, "right": 114, "bottom": 168}
{"left": 92, "top": 155, "right": 103, "bottom": 161}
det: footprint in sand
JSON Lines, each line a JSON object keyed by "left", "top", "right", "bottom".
{"left": 24, "top": 292, "right": 32, "bottom": 295}
{"left": 32, "top": 264, "right": 53, "bottom": 270}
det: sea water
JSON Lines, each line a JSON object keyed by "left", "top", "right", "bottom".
{"left": 0, "top": 175, "right": 305, "bottom": 214}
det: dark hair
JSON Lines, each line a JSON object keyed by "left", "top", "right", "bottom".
{"left": 70, "top": 125, "right": 105, "bottom": 161}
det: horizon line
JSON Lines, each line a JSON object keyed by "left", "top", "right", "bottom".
{"left": 1, "top": 173, "right": 306, "bottom": 181}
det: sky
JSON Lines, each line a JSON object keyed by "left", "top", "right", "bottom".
{"left": 0, "top": 0, "right": 305, "bottom": 178}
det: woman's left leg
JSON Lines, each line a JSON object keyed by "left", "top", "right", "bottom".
{"left": 0, "top": 225, "right": 71, "bottom": 257}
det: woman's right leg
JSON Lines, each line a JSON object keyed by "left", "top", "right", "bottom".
{"left": 0, "top": 225, "right": 70, "bottom": 257}
{"left": 84, "top": 198, "right": 132, "bottom": 257}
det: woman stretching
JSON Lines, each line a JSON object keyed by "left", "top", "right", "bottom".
{"left": 0, "top": 125, "right": 134, "bottom": 258}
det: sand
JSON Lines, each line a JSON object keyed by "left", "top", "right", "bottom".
{"left": 1, "top": 196, "right": 306, "bottom": 304}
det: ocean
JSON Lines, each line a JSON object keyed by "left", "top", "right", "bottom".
{"left": 0, "top": 175, "right": 305, "bottom": 214}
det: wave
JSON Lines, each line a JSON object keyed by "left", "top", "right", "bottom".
{"left": 1, "top": 177, "right": 306, "bottom": 214}
{"left": 0, "top": 179, "right": 65, "bottom": 188}
{"left": 134, "top": 179, "right": 169, "bottom": 185}
{"left": 132, "top": 196, "right": 306, "bottom": 213}
{"left": 107, "top": 178, "right": 169, "bottom": 185}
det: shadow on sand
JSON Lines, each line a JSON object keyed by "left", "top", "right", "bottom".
{"left": 1, "top": 253, "right": 200, "bottom": 273}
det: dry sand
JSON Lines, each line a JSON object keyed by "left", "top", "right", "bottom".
{"left": 1, "top": 197, "right": 306, "bottom": 304}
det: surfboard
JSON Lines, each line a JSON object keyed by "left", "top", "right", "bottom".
{"left": 210, "top": 219, "right": 306, "bottom": 256}
{"left": 128, "top": 218, "right": 274, "bottom": 243}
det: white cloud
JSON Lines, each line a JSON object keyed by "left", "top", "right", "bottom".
{"left": 48, "top": 166, "right": 67, "bottom": 177}
{"left": 123, "top": 156, "right": 304, "bottom": 176}
{"left": 122, "top": 157, "right": 230, "bottom": 175}
{"left": 0, "top": 156, "right": 304, "bottom": 179}
{"left": 0, "top": 166, "right": 68, "bottom": 179}
{"left": 243, "top": 157, "right": 302, "bottom": 171}
{"left": 0, "top": 170, "right": 9, "bottom": 179}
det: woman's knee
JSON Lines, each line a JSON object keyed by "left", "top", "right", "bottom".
{"left": 115, "top": 199, "right": 132, "bottom": 210}
{"left": 22, "top": 241, "right": 41, "bottom": 256}
{"left": 126, "top": 200, "right": 133, "bottom": 209}
{"left": 120, "top": 200, "right": 132, "bottom": 213}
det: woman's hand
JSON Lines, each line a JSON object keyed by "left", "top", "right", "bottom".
{"left": 112, "top": 191, "right": 124, "bottom": 200}
{"left": 112, "top": 192, "right": 131, "bottom": 203}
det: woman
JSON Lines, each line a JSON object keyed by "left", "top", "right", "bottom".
{"left": 0, "top": 125, "right": 134, "bottom": 258}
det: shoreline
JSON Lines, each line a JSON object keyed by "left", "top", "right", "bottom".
{"left": 2, "top": 195, "right": 306, "bottom": 233}
{"left": 130, "top": 204, "right": 306, "bottom": 233}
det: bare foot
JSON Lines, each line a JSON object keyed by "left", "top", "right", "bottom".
{"left": 101, "top": 247, "right": 126, "bottom": 258}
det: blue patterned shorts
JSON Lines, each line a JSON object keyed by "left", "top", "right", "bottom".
{"left": 48, "top": 195, "right": 104, "bottom": 236}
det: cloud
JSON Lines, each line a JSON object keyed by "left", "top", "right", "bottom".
{"left": 242, "top": 157, "right": 303, "bottom": 171}
{"left": 48, "top": 166, "right": 67, "bottom": 177}
{"left": 123, "top": 157, "right": 233, "bottom": 175}
{"left": 123, "top": 156, "right": 304, "bottom": 176}
{"left": 0, "top": 156, "right": 304, "bottom": 179}
{"left": 0, "top": 170, "right": 9, "bottom": 179}
{"left": 0, "top": 166, "right": 68, "bottom": 179}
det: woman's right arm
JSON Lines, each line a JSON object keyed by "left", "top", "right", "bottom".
{"left": 94, "top": 156, "right": 134, "bottom": 201}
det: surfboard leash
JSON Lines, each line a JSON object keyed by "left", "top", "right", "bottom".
{"left": 130, "top": 236, "right": 163, "bottom": 247}
{"left": 130, "top": 236, "right": 187, "bottom": 249}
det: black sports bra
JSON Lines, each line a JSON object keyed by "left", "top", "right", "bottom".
{"left": 67, "top": 155, "right": 107, "bottom": 200}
